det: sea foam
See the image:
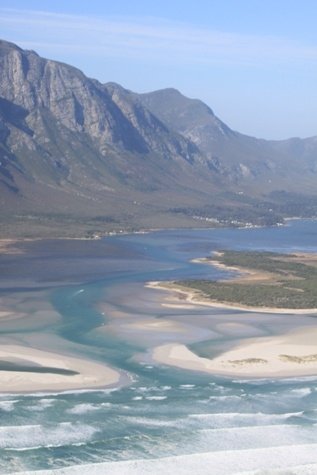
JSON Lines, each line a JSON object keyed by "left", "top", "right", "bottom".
{"left": 6, "top": 443, "right": 317, "bottom": 475}
{"left": 188, "top": 411, "right": 304, "bottom": 428}
{"left": 67, "top": 403, "right": 100, "bottom": 415}
{"left": 0, "top": 400, "right": 18, "bottom": 412}
{"left": 0, "top": 422, "right": 98, "bottom": 450}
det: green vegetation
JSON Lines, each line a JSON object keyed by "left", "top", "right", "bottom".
{"left": 178, "top": 250, "right": 317, "bottom": 309}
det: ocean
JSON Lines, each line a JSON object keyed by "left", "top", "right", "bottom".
{"left": 0, "top": 220, "right": 317, "bottom": 474}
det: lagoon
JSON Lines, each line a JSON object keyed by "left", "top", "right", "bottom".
{"left": 1, "top": 220, "right": 317, "bottom": 474}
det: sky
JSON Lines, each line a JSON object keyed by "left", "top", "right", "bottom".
{"left": 1, "top": 0, "right": 317, "bottom": 140}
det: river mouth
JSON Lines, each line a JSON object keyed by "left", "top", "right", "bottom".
{"left": 1, "top": 220, "right": 317, "bottom": 474}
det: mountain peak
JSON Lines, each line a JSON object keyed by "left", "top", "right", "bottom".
{"left": 139, "top": 87, "right": 234, "bottom": 152}
{"left": 0, "top": 39, "right": 317, "bottom": 237}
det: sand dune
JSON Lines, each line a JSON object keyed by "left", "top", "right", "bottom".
{"left": 152, "top": 327, "right": 317, "bottom": 378}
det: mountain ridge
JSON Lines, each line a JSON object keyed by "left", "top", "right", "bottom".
{"left": 0, "top": 39, "right": 316, "bottom": 238}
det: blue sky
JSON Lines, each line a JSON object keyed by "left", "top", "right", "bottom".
{"left": 1, "top": 0, "right": 317, "bottom": 139}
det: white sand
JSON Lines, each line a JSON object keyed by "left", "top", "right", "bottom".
{"left": 192, "top": 256, "right": 277, "bottom": 283}
{"left": 0, "top": 345, "right": 121, "bottom": 393}
{"left": 152, "top": 327, "right": 317, "bottom": 378}
{"left": 147, "top": 281, "right": 317, "bottom": 314}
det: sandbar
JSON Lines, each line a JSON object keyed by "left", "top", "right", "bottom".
{"left": 152, "top": 327, "right": 317, "bottom": 378}
{"left": 146, "top": 281, "right": 317, "bottom": 314}
{"left": 192, "top": 256, "right": 276, "bottom": 283}
{"left": 0, "top": 345, "right": 121, "bottom": 393}
{"left": 0, "top": 239, "right": 34, "bottom": 255}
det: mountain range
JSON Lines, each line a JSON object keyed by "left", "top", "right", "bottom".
{"left": 0, "top": 39, "right": 317, "bottom": 237}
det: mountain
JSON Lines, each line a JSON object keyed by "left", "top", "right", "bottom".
{"left": 0, "top": 39, "right": 316, "bottom": 238}
{"left": 139, "top": 88, "right": 317, "bottom": 192}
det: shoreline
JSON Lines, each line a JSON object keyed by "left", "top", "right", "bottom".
{"left": 0, "top": 239, "right": 36, "bottom": 255}
{"left": 146, "top": 281, "right": 317, "bottom": 314}
{"left": 191, "top": 256, "right": 277, "bottom": 283}
{"left": 146, "top": 267, "right": 317, "bottom": 379}
{"left": 0, "top": 344, "right": 123, "bottom": 394}
{"left": 1, "top": 217, "right": 316, "bottom": 243}
{"left": 151, "top": 326, "right": 317, "bottom": 379}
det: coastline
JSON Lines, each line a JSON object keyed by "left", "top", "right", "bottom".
{"left": 192, "top": 250, "right": 317, "bottom": 282}
{"left": 191, "top": 256, "right": 277, "bottom": 283}
{"left": 0, "top": 239, "right": 32, "bottom": 255}
{"left": 146, "top": 269, "right": 317, "bottom": 378}
{"left": 0, "top": 344, "right": 122, "bottom": 393}
{"left": 151, "top": 326, "right": 317, "bottom": 379}
{"left": 2, "top": 233, "right": 317, "bottom": 391}
{"left": 146, "top": 281, "right": 317, "bottom": 314}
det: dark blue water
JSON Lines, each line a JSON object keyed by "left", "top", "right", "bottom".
{"left": 0, "top": 220, "right": 317, "bottom": 475}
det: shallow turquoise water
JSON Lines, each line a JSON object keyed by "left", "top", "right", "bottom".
{"left": 1, "top": 220, "right": 317, "bottom": 474}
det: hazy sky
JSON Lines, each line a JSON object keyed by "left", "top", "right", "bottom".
{"left": 1, "top": 0, "right": 317, "bottom": 139}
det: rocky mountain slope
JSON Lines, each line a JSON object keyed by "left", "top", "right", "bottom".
{"left": 0, "top": 39, "right": 316, "bottom": 237}
{"left": 139, "top": 88, "right": 317, "bottom": 191}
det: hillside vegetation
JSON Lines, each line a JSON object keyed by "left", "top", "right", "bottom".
{"left": 1, "top": 40, "right": 317, "bottom": 237}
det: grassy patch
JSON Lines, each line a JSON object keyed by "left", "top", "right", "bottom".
{"left": 178, "top": 251, "right": 317, "bottom": 309}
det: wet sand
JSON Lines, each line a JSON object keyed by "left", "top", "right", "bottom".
{"left": 152, "top": 326, "right": 317, "bottom": 379}
{"left": 145, "top": 276, "right": 317, "bottom": 378}
{"left": 122, "top": 318, "right": 187, "bottom": 332}
{"left": 2, "top": 240, "right": 316, "bottom": 392}
{"left": 0, "top": 344, "right": 121, "bottom": 393}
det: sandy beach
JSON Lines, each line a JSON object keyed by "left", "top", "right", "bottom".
{"left": 152, "top": 326, "right": 317, "bottom": 378}
{"left": 0, "top": 238, "right": 39, "bottom": 255}
{"left": 146, "top": 281, "right": 317, "bottom": 314}
{"left": 145, "top": 248, "right": 317, "bottom": 378}
{"left": 0, "top": 345, "right": 121, "bottom": 393}
{"left": 191, "top": 256, "right": 277, "bottom": 283}
{"left": 147, "top": 278, "right": 317, "bottom": 378}
{"left": 0, "top": 239, "right": 24, "bottom": 255}
{"left": 193, "top": 251, "right": 317, "bottom": 278}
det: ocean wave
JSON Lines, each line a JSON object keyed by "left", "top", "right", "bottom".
{"left": 8, "top": 387, "right": 119, "bottom": 398}
{"left": 136, "top": 386, "right": 168, "bottom": 393}
{"left": 237, "top": 464, "right": 317, "bottom": 475}
{"left": 194, "top": 424, "right": 316, "bottom": 451}
{"left": 145, "top": 396, "right": 167, "bottom": 401}
{"left": 289, "top": 387, "right": 312, "bottom": 396}
{"left": 188, "top": 411, "right": 304, "bottom": 427}
{"left": 0, "top": 422, "right": 98, "bottom": 450}
{"left": 67, "top": 403, "right": 101, "bottom": 415}
{"left": 121, "top": 416, "right": 177, "bottom": 427}
{"left": 0, "top": 400, "right": 18, "bottom": 412}
{"left": 208, "top": 395, "right": 242, "bottom": 402}
{"left": 232, "top": 375, "right": 317, "bottom": 384}
{"left": 27, "top": 398, "right": 56, "bottom": 412}
{"left": 6, "top": 443, "right": 317, "bottom": 475}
